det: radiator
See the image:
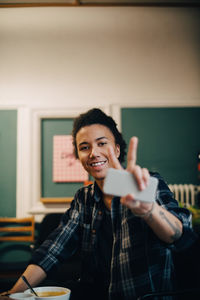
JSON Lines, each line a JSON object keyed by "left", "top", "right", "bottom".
{"left": 168, "top": 184, "right": 200, "bottom": 207}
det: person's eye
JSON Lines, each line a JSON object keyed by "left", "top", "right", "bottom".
{"left": 98, "top": 142, "right": 107, "bottom": 147}
{"left": 79, "top": 146, "right": 89, "bottom": 151}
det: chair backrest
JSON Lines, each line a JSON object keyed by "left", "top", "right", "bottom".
{"left": 0, "top": 217, "right": 35, "bottom": 242}
{"left": 35, "top": 213, "right": 62, "bottom": 247}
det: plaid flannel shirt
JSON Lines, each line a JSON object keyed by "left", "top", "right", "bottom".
{"left": 32, "top": 172, "right": 197, "bottom": 300}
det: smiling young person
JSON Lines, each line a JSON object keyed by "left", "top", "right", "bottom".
{"left": 2, "top": 108, "right": 197, "bottom": 300}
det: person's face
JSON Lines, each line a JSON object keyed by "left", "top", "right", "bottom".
{"left": 76, "top": 124, "right": 120, "bottom": 182}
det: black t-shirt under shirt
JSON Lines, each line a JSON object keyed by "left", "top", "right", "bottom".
{"left": 95, "top": 205, "right": 113, "bottom": 289}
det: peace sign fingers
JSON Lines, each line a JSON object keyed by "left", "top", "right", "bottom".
{"left": 126, "top": 137, "right": 150, "bottom": 191}
{"left": 127, "top": 136, "right": 138, "bottom": 169}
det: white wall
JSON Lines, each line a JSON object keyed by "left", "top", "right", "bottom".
{"left": 0, "top": 6, "right": 200, "bottom": 108}
{"left": 0, "top": 6, "right": 200, "bottom": 219}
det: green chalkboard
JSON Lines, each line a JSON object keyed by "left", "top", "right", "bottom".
{"left": 0, "top": 110, "right": 17, "bottom": 217}
{"left": 41, "top": 118, "right": 85, "bottom": 198}
{"left": 121, "top": 107, "right": 200, "bottom": 185}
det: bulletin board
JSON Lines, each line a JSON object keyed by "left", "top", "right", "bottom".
{"left": 53, "top": 135, "right": 88, "bottom": 182}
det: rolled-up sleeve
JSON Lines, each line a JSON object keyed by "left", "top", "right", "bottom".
{"left": 152, "top": 172, "right": 198, "bottom": 251}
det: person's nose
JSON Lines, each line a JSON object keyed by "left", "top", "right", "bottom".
{"left": 89, "top": 145, "right": 99, "bottom": 158}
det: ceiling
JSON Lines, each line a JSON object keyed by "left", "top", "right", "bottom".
{"left": 0, "top": 0, "right": 199, "bottom": 7}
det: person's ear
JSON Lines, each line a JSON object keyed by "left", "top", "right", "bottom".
{"left": 116, "top": 144, "right": 120, "bottom": 159}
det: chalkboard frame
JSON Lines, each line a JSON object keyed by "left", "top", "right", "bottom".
{"left": 31, "top": 106, "right": 110, "bottom": 208}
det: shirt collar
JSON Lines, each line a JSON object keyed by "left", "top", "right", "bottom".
{"left": 92, "top": 181, "right": 103, "bottom": 203}
{"left": 92, "top": 181, "right": 120, "bottom": 208}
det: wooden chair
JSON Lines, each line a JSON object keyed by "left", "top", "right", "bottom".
{"left": 0, "top": 216, "right": 35, "bottom": 289}
{"left": 0, "top": 217, "right": 35, "bottom": 243}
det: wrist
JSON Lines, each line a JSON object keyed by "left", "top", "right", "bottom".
{"left": 134, "top": 202, "right": 155, "bottom": 218}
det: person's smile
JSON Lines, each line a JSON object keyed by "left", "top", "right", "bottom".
{"left": 88, "top": 159, "right": 107, "bottom": 170}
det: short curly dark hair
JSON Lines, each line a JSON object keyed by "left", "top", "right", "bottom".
{"left": 72, "top": 108, "right": 127, "bottom": 164}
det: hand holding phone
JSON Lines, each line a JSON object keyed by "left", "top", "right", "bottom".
{"left": 103, "top": 168, "right": 158, "bottom": 203}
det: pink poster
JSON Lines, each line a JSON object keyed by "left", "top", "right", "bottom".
{"left": 53, "top": 135, "right": 88, "bottom": 182}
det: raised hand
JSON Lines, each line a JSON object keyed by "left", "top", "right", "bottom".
{"left": 108, "top": 137, "right": 154, "bottom": 216}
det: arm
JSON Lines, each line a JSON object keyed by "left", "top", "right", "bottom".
{"left": 31, "top": 200, "right": 80, "bottom": 275}
{"left": 122, "top": 191, "right": 183, "bottom": 244}
{"left": 139, "top": 202, "right": 182, "bottom": 243}
{"left": 8, "top": 264, "right": 46, "bottom": 293}
{"left": 108, "top": 137, "right": 183, "bottom": 244}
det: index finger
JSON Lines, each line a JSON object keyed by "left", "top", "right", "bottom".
{"left": 108, "top": 145, "right": 122, "bottom": 170}
{"left": 127, "top": 136, "right": 138, "bottom": 169}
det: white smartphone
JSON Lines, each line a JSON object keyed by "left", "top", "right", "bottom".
{"left": 103, "top": 168, "right": 158, "bottom": 202}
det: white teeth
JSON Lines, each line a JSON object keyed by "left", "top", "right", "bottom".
{"left": 91, "top": 161, "right": 105, "bottom": 167}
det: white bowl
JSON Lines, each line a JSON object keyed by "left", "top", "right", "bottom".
{"left": 24, "top": 286, "right": 71, "bottom": 300}
{"left": 9, "top": 293, "right": 35, "bottom": 299}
